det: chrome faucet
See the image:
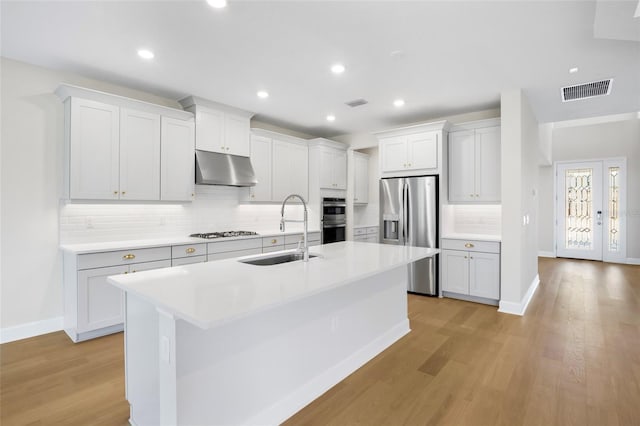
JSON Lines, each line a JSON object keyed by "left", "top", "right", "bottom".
{"left": 280, "top": 194, "right": 309, "bottom": 262}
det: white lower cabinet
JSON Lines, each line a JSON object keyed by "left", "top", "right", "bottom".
{"left": 353, "top": 226, "right": 379, "bottom": 243}
{"left": 441, "top": 238, "right": 500, "bottom": 304}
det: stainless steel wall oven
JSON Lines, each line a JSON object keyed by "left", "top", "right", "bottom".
{"left": 321, "top": 198, "right": 346, "bottom": 244}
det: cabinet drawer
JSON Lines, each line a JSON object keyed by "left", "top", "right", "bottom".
{"left": 172, "top": 255, "right": 206, "bottom": 266}
{"left": 284, "top": 232, "right": 321, "bottom": 245}
{"left": 77, "top": 246, "right": 171, "bottom": 270}
{"left": 208, "top": 247, "right": 262, "bottom": 262}
{"left": 262, "top": 236, "right": 284, "bottom": 248}
{"left": 441, "top": 238, "right": 500, "bottom": 254}
{"left": 366, "top": 226, "right": 379, "bottom": 235}
{"left": 208, "top": 238, "right": 261, "bottom": 254}
{"left": 171, "top": 243, "right": 207, "bottom": 259}
{"left": 354, "top": 227, "right": 367, "bottom": 236}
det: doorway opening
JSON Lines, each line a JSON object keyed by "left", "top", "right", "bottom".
{"left": 555, "top": 158, "right": 626, "bottom": 262}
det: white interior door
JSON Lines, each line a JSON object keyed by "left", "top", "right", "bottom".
{"left": 556, "top": 161, "right": 603, "bottom": 260}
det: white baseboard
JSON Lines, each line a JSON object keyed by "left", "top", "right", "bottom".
{"left": 0, "top": 316, "right": 63, "bottom": 344}
{"left": 538, "top": 251, "right": 556, "bottom": 258}
{"left": 246, "top": 319, "right": 411, "bottom": 426}
{"left": 498, "top": 274, "right": 540, "bottom": 316}
{"left": 626, "top": 258, "right": 640, "bottom": 265}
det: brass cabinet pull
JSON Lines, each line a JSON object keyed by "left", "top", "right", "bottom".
{"left": 124, "top": 271, "right": 129, "bottom": 274}
{"left": 271, "top": 239, "right": 277, "bottom": 244}
{"left": 121, "top": 191, "right": 126, "bottom": 195}
{"left": 123, "top": 254, "right": 136, "bottom": 260}
{"left": 408, "top": 163, "right": 412, "bottom": 167}
{"left": 221, "top": 146, "right": 225, "bottom": 149}
{"left": 464, "top": 256, "right": 468, "bottom": 259}
{"left": 464, "top": 243, "right": 474, "bottom": 248}
{"left": 113, "top": 191, "right": 118, "bottom": 195}
{"left": 186, "top": 248, "right": 196, "bottom": 254}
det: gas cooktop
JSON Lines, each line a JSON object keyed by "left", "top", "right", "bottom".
{"left": 189, "top": 231, "right": 259, "bottom": 239}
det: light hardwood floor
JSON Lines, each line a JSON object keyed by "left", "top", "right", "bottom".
{"left": 2, "top": 258, "right": 638, "bottom": 425}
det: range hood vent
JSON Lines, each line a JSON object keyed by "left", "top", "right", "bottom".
{"left": 195, "top": 150, "right": 257, "bottom": 187}
{"left": 561, "top": 79, "right": 612, "bottom": 102}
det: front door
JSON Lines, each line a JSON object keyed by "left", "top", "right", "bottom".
{"left": 556, "top": 159, "right": 626, "bottom": 262}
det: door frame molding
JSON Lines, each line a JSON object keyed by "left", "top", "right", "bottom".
{"left": 553, "top": 157, "right": 627, "bottom": 262}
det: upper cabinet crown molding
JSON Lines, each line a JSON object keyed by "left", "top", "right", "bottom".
{"left": 250, "top": 128, "right": 306, "bottom": 145}
{"left": 178, "top": 96, "right": 254, "bottom": 120}
{"left": 448, "top": 118, "right": 501, "bottom": 133}
{"left": 307, "top": 138, "right": 348, "bottom": 151}
{"left": 55, "top": 84, "right": 193, "bottom": 121}
{"left": 373, "top": 120, "right": 450, "bottom": 139}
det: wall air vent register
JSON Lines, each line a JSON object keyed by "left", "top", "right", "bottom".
{"left": 561, "top": 79, "right": 613, "bottom": 102}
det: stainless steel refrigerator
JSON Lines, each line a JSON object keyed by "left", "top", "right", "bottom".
{"left": 380, "top": 176, "right": 438, "bottom": 295}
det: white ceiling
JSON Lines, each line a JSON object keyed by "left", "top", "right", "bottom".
{"left": 1, "top": 1, "right": 639, "bottom": 137}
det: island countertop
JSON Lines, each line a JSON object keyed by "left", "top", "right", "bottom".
{"left": 108, "top": 241, "right": 438, "bottom": 330}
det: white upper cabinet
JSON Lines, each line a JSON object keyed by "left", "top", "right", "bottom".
{"left": 353, "top": 152, "right": 369, "bottom": 204}
{"left": 161, "top": 117, "right": 195, "bottom": 201}
{"left": 448, "top": 122, "right": 501, "bottom": 203}
{"left": 57, "top": 84, "right": 195, "bottom": 202}
{"left": 68, "top": 98, "right": 120, "bottom": 200}
{"left": 272, "top": 139, "right": 308, "bottom": 201}
{"left": 375, "top": 122, "right": 447, "bottom": 178}
{"left": 179, "top": 96, "right": 253, "bottom": 157}
{"left": 249, "top": 135, "right": 273, "bottom": 202}
{"left": 119, "top": 108, "right": 161, "bottom": 201}
{"left": 317, "top": 146, "right": 347, "bottom": 189}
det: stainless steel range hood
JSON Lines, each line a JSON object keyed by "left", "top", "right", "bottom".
{"left": 195, "top": 150, "right": 257, "bottom": 187}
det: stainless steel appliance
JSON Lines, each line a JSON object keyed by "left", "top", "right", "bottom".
{"left": 380, "top": 176, "right": 438, "bottom": 295}
{"left": 322, "top": 198, "right": 346, "bottom": 244}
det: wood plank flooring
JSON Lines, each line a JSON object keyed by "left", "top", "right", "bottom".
{"left": 1, "top": 258, "right": 638, "bottom": 425}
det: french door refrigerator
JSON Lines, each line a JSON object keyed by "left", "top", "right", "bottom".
{"left": 380, "top": 176, "right": 438, "bottom": 295}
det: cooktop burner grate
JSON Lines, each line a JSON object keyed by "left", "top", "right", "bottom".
{"left": 189, "top": 231, "right": 259, "bottom": 239}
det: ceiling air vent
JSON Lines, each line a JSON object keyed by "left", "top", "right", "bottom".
{"left": 345, "top": 98, "right": 368, "bottom": 108}
{"left": 561, "top": 79, "right": 612, "bottom": 102}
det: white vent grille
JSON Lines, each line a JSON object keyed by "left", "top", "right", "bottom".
{"left": 345, "top": 98, "right": 368, "bottom": 108}
{"left": 562, "top": 79, "right": 612, "bottom": 102}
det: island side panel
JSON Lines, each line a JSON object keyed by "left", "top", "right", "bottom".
{"left": 172, "top": 266, "right": 409, "bottom": 426}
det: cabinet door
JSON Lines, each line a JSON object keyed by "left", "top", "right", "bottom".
{"left": 441, "top": 250, "right": 469, "bottom": 294}
{"left": 249, "top": 135, "right": 272, "bottom": 201}
{"left": 333, "top": 150, "right": 347, "bottom": 189}
{"left": 120, "top": 108, "right": 161, "bottom": 200}
{"left": 272, "top": 140, "right": 308, "bottom": 201}
{"left": 161, "top": 117, "right": 195, "bottom": 201}
{"left": 77, "top": 265, "right": 128, "bottom": 333}
{"left": 407, "top": 132, "right": 438, "bottom": 170}
{"left": 380, "top": 137, "right": 407, "bottom": 172}
{"left": 318, "top": 148, "right": 335, "bottom": 189}
{"left": 69, "top": 98, "right": 120, "bottom": 200}
{"left": 448, "top": 130, "right": 476, "bottom": 202}
{"left": 354, "top": 153, "right": 369, "bottom": 204}
{"left": 475, "top": 127, "right": 501, "bottom": 202}
{"left": 195, "top": 108, "right": 224, "bottom": 153}
{"left": 225, "top": 114, "right": 250, "bottom": 157}
{"left": 469, "top": 252, "right": 500, "bottom": 299}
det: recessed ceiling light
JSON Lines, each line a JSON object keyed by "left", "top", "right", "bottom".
{"left": 569, "top": 67, "right": 579, "bottom": 74}
{"left": 207, "top": 0, "right": 227, "bottom": 8}
{"left": 257, "top": 91, "right": 269, "bottom": 99}
{"left": 331, "top": 64, "right": 345, "bottom": 74}
{"left": 393, "top": 99, "right": 405, "bottom": 107}
{"left": 326, "top": 114, "right": 336, "bottom": 122}
{"left": 137, "top": 49, "right": 154, "bottom": 60}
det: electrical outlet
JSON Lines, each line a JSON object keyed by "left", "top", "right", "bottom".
{"left": 85, "top": 216, "right": 94, "bottom": 229}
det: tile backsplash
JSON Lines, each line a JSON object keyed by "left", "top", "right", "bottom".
{"left": 59, "top": 185, "right": 306, "bottom": 244}
{"left": 442, "top": 204, "right": 502, "bottom": 235}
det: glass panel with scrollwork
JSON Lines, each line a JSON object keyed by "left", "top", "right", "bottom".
{"left": 565, "top": 168, "right": 593, "bottom": 250}
{"left": 608, "top": 167, "right": 620, "bottom": 252}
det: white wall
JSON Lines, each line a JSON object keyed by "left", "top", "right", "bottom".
{"left": 0, "top": 58, "right": 307, "bottom": 331}
{"left": 538, "top": 116, "right": 640, "bottom": 259}
{"left": 500, "top": 89, "right": 539, "bottom": 313}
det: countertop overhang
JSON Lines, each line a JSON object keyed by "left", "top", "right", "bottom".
{"left": 108, "top": 241, "right": 439, "bottom": 330}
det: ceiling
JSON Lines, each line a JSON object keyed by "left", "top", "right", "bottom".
{"left": 1, "top": 1, "right": 639, "bottom": 137}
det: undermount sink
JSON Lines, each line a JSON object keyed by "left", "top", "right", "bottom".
{"left": 239, "top": 252, "right": 319, "bottom": 266}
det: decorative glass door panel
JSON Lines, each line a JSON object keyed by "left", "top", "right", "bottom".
{"left": 556, "top": 162, "right": 603, "bottom": 260}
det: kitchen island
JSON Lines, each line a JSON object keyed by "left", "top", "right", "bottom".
{"left": 108, "top": 241, "right": 439, "bottom": 426}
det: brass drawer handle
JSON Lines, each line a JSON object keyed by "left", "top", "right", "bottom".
{"left": 464, "top": 243, "right": 474, "bottom": 248}
{"left": 123, "top": 254, "right": 136, "bottom": 260}
{"left": 271, "top": 239, "right": 277, "bottom": 244}
{"left": 186, "top": 248, "right": 196, "bottom": 254}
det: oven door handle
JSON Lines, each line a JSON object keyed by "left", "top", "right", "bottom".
{"left": 322, "top": 223, "right": 346, "bottom": 228}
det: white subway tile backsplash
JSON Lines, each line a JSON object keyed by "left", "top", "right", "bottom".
{"left": 445, "top": 204, "right": 502, "bottom": 235}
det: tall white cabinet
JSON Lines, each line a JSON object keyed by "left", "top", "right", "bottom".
{"left": 353, "top": 151, "right": 369, "bottom": 204}
{"left": 308, "top": 139, "right": 347, "bottom": 190}
{"left": 448, "top": 120, "right": 501, "bottom": 203}
{"left": 56, "top": 85, "right": 195, "bottom": 202}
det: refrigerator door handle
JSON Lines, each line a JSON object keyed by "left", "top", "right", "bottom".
{"left": 403, "top": 181, "right": 408, "bottom": 244}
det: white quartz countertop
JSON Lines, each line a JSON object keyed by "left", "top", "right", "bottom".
{"left": 60, "top": 229, "right": 321, "bottom": 254}
{"left": 108, "top": 241, "right": 439, "bottom": 330}
{"left": 441, "top": 233, "right": 502, "bottom": 242}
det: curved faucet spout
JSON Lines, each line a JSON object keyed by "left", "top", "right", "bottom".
{"left": 280, "top": 194, "right": 309, "bottom": 261}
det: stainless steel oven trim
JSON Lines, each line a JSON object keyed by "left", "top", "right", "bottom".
{"left": 322, "top": 223, "right": 346, "bottom": 229}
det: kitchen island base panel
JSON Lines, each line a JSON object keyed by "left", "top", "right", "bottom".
{"left": 125, "top": 266, "right": 409, "bottom": 426}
